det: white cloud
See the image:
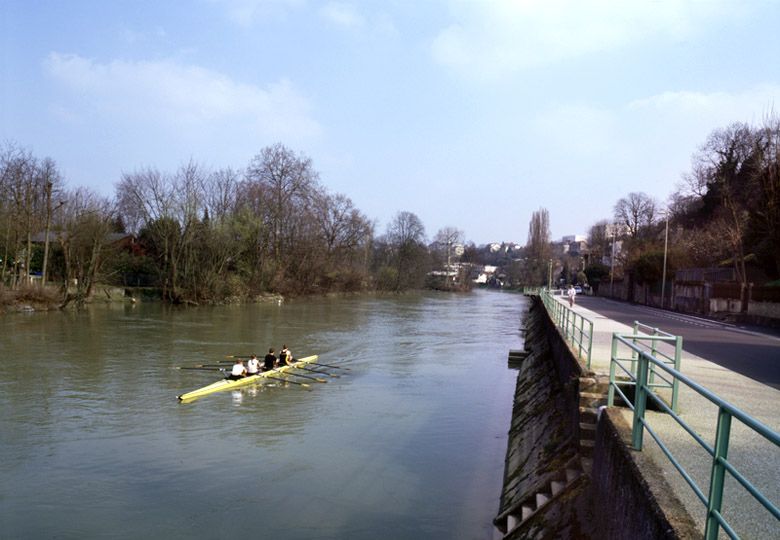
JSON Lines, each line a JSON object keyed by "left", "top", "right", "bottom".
{"left": 629, "top": 85, "right": 779, "bottom": 125}
{"left": 320, "top": 2, "right": 364, "bottom": 28}
{"left": 431, "top": 0, "right": 737, "bottom": 79}
{"left": 318, "top": 3, "right": 397, "bottom": 37}
{"left": 44, "top": 52, "right": 321, "bottom": 141}
{"left": 209, "top": 0, "right": 305, "bottom": 27}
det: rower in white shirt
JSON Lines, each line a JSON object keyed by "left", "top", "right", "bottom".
{"left": 246, "top": 354, "right": 261, "bottom": 375}
{"left": 228, "top": 359, "right": 247, "bottom": 380}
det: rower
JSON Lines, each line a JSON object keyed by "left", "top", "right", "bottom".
{"left": 228, "top": 359, "right": 247, "bottom": 380}
{"left": 263, "top": 348, "right": 277, "bottom": 371}
{"left": 279, "top": 345, "right": 293, "bottom": 366}
{"left": 246, "top": 354, "right": 260, "bottom": 375}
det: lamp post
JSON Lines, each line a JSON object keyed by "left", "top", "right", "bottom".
{"left": 547, "top": 259, "right": 552, "bottom": 289}
{"left": 610, "top": 223, "right": 616, "bottom": 298}
{"left": 41, "top": 182, "right": 65, "bottom": 287}
{"left": 41, "top": 181, "right": 53, "bottom": 287}
{"left": 660, "top": 210, "right": 669, "bottom": 309}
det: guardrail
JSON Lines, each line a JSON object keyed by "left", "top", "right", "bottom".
{"left": 527, "top": 288, "right": 593, "bottom": 368}
{"left": 610, "top": 322, "right": 683, "bottom": 413}
{"left": 608, "top": 333, "right": 780, "bottom": 540}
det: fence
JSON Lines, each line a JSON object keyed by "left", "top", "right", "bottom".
{"left": 608, "top": 322, "right": 682, "bottom": 413}
{"left": 608, "top": 333, "right": 780, "bottom": 539}
{"left": 529, "top": 288, "right": 594, "bottom": 368}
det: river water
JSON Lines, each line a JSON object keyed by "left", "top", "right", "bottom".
{"left": 0, "top": 289, "right": 526, "bottom": 539}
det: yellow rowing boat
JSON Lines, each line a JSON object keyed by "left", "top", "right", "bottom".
{"left": 177, "top": 355, "right": 319, "bottom": 402}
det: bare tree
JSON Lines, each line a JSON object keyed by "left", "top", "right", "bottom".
{"left": 525, "top": 207, "right": 552, "bottom": 286}
{"left": 205, "top": 167, "right": 240, "bottom": 223}
{"left": 587, "top": 220, "right": 610, "bottom": 263}
{"left": 385, "top": 211, "right": 428, "bottom": 290}
{"left": 433, "top": 226, "right": 464, "bottom": 270}
{"left": 58, "top": 187, "right": 115, "bottom": 307}
{"left": 116, "top": 162, "right": 207, "bottom": 302}
{"left": 694, "top": 123, "right": 757, "bottom": 306}
{"left": 313, "top": 192, "right": 373, "bottom": 265}
{"left": 245, "top": 143, "right": 319, "bottom": 263}
{"left": 613, "top": 192, "right": 656, "bottom": 238}
{"left": 751, "top": 114, "right": 780, "bottom": 278}
{"left": 0, "top": 144, "right": 65, "bottom": 288}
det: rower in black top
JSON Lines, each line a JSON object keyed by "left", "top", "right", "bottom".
{"left": 278, "top": 344, "right": 293, "bottom": 366}
{"left": 263, "top": 348, "right": 277, "bottom": 371}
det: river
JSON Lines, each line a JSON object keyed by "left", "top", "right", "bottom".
{"left": 0, "top": 289, "right": 526, "bottom": 539}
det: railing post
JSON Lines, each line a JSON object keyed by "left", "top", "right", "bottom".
{"left": 632, "top": 352, "right": 650, "bottom": 450}
{"left": 704, "top": 408, "right": 732, "bottom": 540}
{"left": 649, "top": 328, "right": 658, "bottom": 386}
{"left": 578, "top": 316, "right": 584, "bottom": 359}
{"left": 672, "top": 335, "right": 683, "bottom": 414}
{"left": 608, "top": 334, "right": 618, "bottom": 406}
{"left": 650, "top": 328, "right": 659, "bottom": 357}
{"left": 586, "top": 320, "right": 593, "bottom": 369}
{"left": 631, "top": 321, "right": 639, "bottom": 375}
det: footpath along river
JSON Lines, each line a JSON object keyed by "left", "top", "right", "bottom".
{"left": 0, "top": 289, "right": 526, "bottom": 539}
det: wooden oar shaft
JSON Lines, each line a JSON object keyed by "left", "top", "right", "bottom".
{"left": 193, "top": 364, "right": 230, "bottom": 368}
{"left": 263, "top": 374, "right": 309, "bottom": 387}
{"left": 176, "top": 366, "right": 225, "bottom": 371}
{"left": 282, "top": 371, "right": 326, "bottom": 383}
{"left": 296, "top": 365, "right": 339, "bottom": 377}
{"left": 312, "top": 361, "right": 350, "bottom": 371}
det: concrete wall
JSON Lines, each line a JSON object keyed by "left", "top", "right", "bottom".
{"left": 495, "top": 300, "right": 596, "bottom": 539}
{"left": 498, "top": 296, "right": 699, "bottom": 539}
{"left": 589, "top": 410, "right": 699, "bottom": 539}
{"left": 748, "top": 300, "right": 780, "bottom": 320}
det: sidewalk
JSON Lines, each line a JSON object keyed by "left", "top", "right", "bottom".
{"left": 554, "top": 296, "right": 780, "bottom": 538}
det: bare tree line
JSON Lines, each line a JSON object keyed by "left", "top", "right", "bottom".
{"left": 1, "top": 142, "right": 458, "bottom": 306}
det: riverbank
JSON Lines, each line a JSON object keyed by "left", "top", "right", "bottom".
{"left": 0, "top": 283, "right": 454, "bottom": 314}
{"left": 0, "top": 284, "right": 288, "bottom": 314}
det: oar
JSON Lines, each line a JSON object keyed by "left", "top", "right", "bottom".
{"left": 191, "top": 364, "right": 231, "bottom": 368}
{"left": 281, "top": 371, "right": 327, "bottom": 383}
{"left": 263, "top": 374, "right": 310, "bottom": 388}
{"left": 175, "top": 366, "right": 226, "bottom": 371}
{"left": 296, "top": 365, "right": 340, "bottom": 377}
{"left": 312, "top": 361, "right": 350, "bottom": 371}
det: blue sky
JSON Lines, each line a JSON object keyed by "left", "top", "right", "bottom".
{"left": 2, "top": 1, "right": 779, "bottom": 245}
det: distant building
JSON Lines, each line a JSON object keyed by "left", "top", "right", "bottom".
{"left": 474, "top": 265, "right": 498, "bottom": 284}
{"left": 561, "top": 235, "right": 586, "bottom": 243}
{"left": 560, "top": 235, "right": 588, "bottom": 256}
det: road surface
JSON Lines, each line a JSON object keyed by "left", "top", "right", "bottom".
{"left": 577, "top": 296, "right": 780, "bottom": 390}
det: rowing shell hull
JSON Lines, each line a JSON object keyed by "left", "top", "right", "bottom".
{"left": 177, "top": 355, "right": 318, "bottom": 402}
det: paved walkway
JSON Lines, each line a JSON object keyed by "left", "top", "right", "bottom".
{"left": 552, "top": 296, "right": 780, "bottom": 539}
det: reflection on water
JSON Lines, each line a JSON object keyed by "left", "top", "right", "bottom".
{"left": 0, "top": 290, "right": 526, "bottom": 539}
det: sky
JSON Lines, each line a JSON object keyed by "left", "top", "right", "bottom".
{"left": 2, "top": 1, "right": 779, "bottom": 245}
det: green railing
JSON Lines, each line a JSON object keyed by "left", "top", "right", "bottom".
{"left": 609, "top": 322, "right": 683, "bottom": 413}
{"left": 608, "top": 334, "right": 780, "bottom": 539}
{"left": 535, "top": 288, "right": 594, "bottom": 368}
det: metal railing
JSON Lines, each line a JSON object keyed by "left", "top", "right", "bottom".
{"left": 535, "top": 288, "right": 594, "bottom": 368}
{"left": 609, "top": 322, "right": 683, "bottom": 413}
{"left": 608, "top": 334, "right": 780, "bottom": 539}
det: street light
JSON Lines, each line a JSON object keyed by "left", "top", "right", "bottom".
{"left": 660, "top": 210, "right": 669, "bottom": 309}
{"left": 41, "top": 181, "right": 65, "bottom": 287}
{"left": 610, "top": 223, "right": 617, "bottom": 298}
{"left": 547, "top": 259, "right": 553, "bottom": 289}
